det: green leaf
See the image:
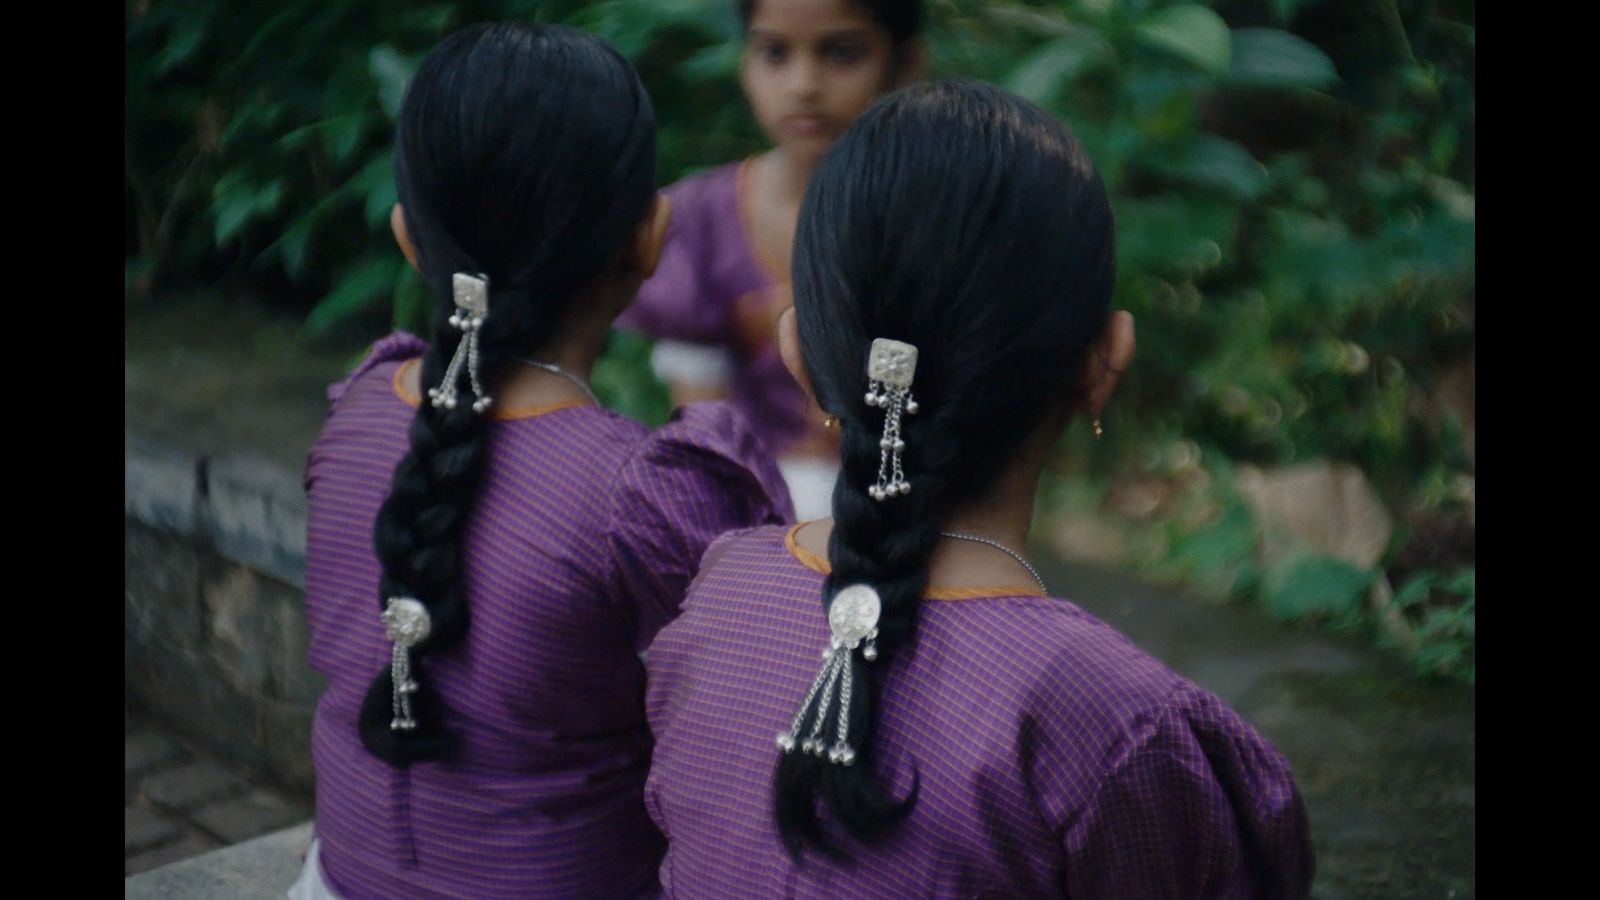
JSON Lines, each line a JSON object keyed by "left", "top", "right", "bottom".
{"left": 1270, "top": 0, "right": 1329, "bottom": 23}
{"left": 274, "top": 217, "right": 316, "bottom": 282}
{"left": 304, "top": 257, "right": 400, "bottom": 336}
{"left": 1134, "top": 5, "right": 1231, "bottom": 75}
{"left": 212, "top": 195, "right": 255, "bottom": 250}
{"left": 1006, "top": 32, "right": 1113, "bottom": 105}
{"left": 322, "top": 113, "right": 369, "bottom": 168}
{"left": 1262, "top": 555, "right": 1374, "bottom": 622}
{"left": 1115, "top": 195, "right": 1241, "bottom": 278}
{"left": 1229, "top": 29, "right": 1338, "bottom": 89}
{"left": 680, "top": 41, "right": 741, "bottom": 82}
{"left": 1440, "top": 566, "right": 1475, "bottom": 600}
{"left": 212, "top": 177, "right": 285, "bottom": 247}
{"left": 365, "top": 165, "right": 399, "bottom": 230}
{"left": 1392, "top": 572, "right": 1436, "bottom": 609}
{"left": 154, "top": 10, "right": 211, "bottom": 74}
{"left": 370, "top": 45, "right": 418, "bottom": 120}
{"left": 1140, "top": 134, "right": 1268, "bottom": 201}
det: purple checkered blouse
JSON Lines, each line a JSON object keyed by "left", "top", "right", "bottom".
{"left": 615, "top": 161, "right": 819, "bottom": 460}
{"left": 302, "top": 333, "right": 792, "bottom": 899}
{"left": 643, "top": 525, "right": 1314, "bottom": 898}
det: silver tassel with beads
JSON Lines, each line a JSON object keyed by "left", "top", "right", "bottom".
{"left": 863, "top": 339, "right": 919, "bottom": 501}
{"left": 382, "top": 596, "right": 432, "bottom": 731}
{"left": 428, "top": 272, "right": 494, "bottom": 414}
{"left": 776, "top": 584, "right": 882, "bottom": 766}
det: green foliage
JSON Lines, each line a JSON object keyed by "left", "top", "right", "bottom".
{"left": 1383, "top": 565, "right": 1475, "bottom": 683}
{"left": 1261, "top": 554, "right": 1373, "bottom": 625}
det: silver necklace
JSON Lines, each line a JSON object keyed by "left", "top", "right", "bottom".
{"left": 515, "top": 358, "right": 600, "bottom": 406}
{"left": 939, "top": 531, "right": 1047, "bottom": 592}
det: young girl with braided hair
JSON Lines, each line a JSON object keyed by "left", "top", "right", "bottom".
{"left": 641, "top": 80, "right": 1314, "bottom": 897}
{"left": 295, "top": 23, "right": 790, "bottom": 899}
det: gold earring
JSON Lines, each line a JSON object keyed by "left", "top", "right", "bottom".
{"left": 823, "top": 414, "right": 840, "bottom": 430}
{"left": 1092, "top": 417, "right": 1104, "bottom": 439}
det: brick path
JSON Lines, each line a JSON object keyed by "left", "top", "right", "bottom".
{"left": 125, "top": 707, "right": 313, "bottom": 877}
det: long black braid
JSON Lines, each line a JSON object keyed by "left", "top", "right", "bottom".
{"left": 356, "top": 22, "right": 657, "bottom": 766}
{"left": 775, "top": 80, "right": 1117, "bottom": 856}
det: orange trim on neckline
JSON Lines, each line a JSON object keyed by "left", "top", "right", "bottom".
{"left": 733, "top": 156, "right": 790, "bottom": 285}
{"left": 783, "top": 523, "right": 1048, "bottom": 601}
{"left": 392, "top": 358, "right": 593, "bottom": 421}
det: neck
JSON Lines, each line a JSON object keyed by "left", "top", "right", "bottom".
{"left": 762, "top": 146, "right": 818, "bottom": 207}
{"left": 924, "top": 420, "right": 1059, "bottom": 589}
{"left": 937, "top": 451, "right": 1042, "bottom": 559}
{"left": 493, "top": 299, "right": 614, "bottom": 407}
{"left": 791, "top": 415, "right": 1068, "bottom": 592}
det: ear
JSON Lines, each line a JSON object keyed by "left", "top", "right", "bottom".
{"left": 390, "top": 203, "right": 421, "bottom": 272}
{"left": 894, "top": 37, "right": 927, "bottom": 86}
{"left": 623, "top": 193, "right": 672, "bottom": 277}
{"left": 1077, "top": 310, "right": 1136, "bottom": 420}
{"left": 777, "top": 306, "right": 820, "bottom": 408}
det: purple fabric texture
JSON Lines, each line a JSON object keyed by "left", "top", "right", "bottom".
{"left": 615, "top": 162, "right": 812, "bottom": 459}
{"left": 302, "top": 335, "right": 791, "bottom": 899}
{"left": 643, "top": 525, "right": 1314, "bottom": 898}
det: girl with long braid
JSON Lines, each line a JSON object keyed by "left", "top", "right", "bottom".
{"left": 642, "top": 80, "right": 1313, "bottom": 897}
{"left": 295, "top": 23, "right": 790, "bottom": 899}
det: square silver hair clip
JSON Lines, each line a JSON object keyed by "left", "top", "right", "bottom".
{"left": 868, "top": 338, "right": 918, "bottom": 388}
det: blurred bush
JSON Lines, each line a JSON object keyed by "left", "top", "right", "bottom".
{"left": 126, "top": 0, "right": 1473, "bottom": 681}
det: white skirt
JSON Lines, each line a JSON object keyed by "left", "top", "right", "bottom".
{"left": 777, "top": 456, "right": 839, "bottom": 522}
{"left": 286, "top": 837, "right": 344, "bottom": 900}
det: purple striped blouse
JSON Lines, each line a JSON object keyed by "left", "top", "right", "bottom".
{"left": 643, "top": 525, "right": 1314, "bottom": 898}
{"left": 302, "top": 333, "right": 792, "bottom": 899}
{"left": 615, "top": 161, "right": 821, "bottom": 460}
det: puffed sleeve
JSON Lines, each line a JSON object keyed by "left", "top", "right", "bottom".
{"left": 1061, "top": 686, "right": 1314, "bottom": 899}
{"left": 602, "top": 402, "right": 795, "bottom": 651}
{"left": 306, "top": 331, "right": 428, "bottom": 493}
{"left": 325, "top": 330, "right": 428, "bottom": 408}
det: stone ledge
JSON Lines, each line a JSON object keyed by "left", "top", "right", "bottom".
{"left": 126, "top": 430, "right": 306, "bottom": 589}
{"left": 127, "top": 428, "right": 322, "bottom": 793}
{"left": 125, "top": 820, "right": 313, "bottom": 899}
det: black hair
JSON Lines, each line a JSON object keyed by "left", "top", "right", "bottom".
{"left": 356, "top": 22, "right": 657, "bottom": 766}
{"left": 737, "top": 0, "right": 922, "bottom": 47}
{"left": 775, "top": 80, "right": 1116, "bottom": 856}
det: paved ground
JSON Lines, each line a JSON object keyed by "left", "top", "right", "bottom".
{"left": 125, "top": 705, "right": 312, "bottom": 878}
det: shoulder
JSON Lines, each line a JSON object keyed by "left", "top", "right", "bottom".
{"left": 326, "top": 330, "right": 428, "bottom": 408}
{"left": 956, "top": 598, "right": 1197, "bottom": 811}
{"left": 964, "top": 595, "right": 1185, "bottom": 729}
{"left": 612, "top": 401, "right": 794, "bottom": 520}
{"left": 661, "top": 161, "right": 741, "bottom": 210}
{"left": 656, "top": 162, "right": 741, "bottom": 237}
{"left": 696, "top": 522, "right": 794, "bottom": 573}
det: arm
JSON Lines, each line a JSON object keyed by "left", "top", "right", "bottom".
{"left": 602, "top": 404, "right": 794, "bottom": 651}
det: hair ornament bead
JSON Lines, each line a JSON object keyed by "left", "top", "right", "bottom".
{"left": 864, "top": 338, "right": 918, "bottom": 502}
{"left": 382, "top": 596, "right": 432, "bottom": 731}
{"left": 775, "top": 584, "right": 881, "bottom": 765}
{"left": 428, "top": 273, "right": 493, "bottom": 414}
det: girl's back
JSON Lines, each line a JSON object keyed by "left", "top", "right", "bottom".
{"left": 296, "top": 23, "right": 790, "bottom": 899}
{"left": 305, "top": 337, "right": 785, "bottom": 897}
{"left": 643, "top": 80, "right": 1312, "bottom": 896}
{"left": 646, "top": 525, "right": 1310, "bottom": 897}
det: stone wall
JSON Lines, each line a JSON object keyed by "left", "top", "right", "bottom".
{"left": 125, "top": 436, "right": 321, "bottom": 793}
